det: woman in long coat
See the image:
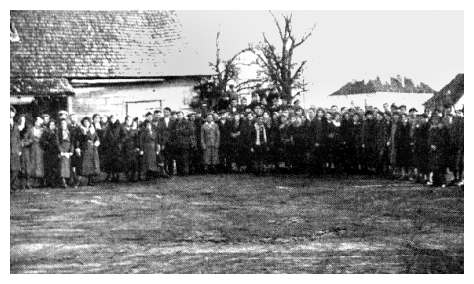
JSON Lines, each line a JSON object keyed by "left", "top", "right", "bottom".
{"left": 139, "top": 120, "right": 160, "bottom": 179}
{"left": 25, "top": 117, "right": 45, "bottom": 186}
{"left": 103, "top": 116, "right": 125, "bottom": 182}
{"left": 79, "top": 117, "right": 101, "bottom": 186}
{"left": 41, "top": 120, "right": 59, "bottom": 187}
{"left": 57, "top": 119, "right": 73, "bottom": 188}
{"left": 92, "top": 114, "right": 106, "bottom": 173}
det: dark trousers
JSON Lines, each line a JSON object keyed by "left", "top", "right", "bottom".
{"left": 163, "top": 145, "right": 175, "bottom": 175}
{"left": 253, "top": 145, "right": 268, "bottom": 174}
{"left": 175, "top": 147, "right": 190, "bottom": 176}
{"left": 219, "top": 144, "right": 232, "bottom": 172}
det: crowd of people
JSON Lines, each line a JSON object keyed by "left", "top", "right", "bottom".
{"left": 10, "top": 93, "right": 464, "bottom": 192}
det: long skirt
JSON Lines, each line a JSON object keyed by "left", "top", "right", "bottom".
{"left": 59, "top": 156, "right": 71, "bottom": 178}
{"left": 28, "top": 142, "right": 44, "bottom": 178}
{"left": 81, "top": 144, "right": 100, "bottom": 176}
{"left": 141, "top": 142, "right": 159, "bottom": 173}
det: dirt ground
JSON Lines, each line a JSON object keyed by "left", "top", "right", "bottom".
{"left": 10, "top": 174, "right": 463, "bottom": 273}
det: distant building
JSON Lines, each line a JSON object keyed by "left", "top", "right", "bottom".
{"left": 424, "top": 74, "right": 464, "bottom": 111}
{"left": 10, "top": 10, "right": 212, "bottom": 119}
{"left": 327, "top": 75, "right": 434, "bottom": 110}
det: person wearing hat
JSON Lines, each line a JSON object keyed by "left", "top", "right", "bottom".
{"left": 10, "top": 106, "right": 22, "bottom": 191}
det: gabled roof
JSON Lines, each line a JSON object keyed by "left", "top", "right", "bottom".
{"left": 10, "top": 10, "right": 211, "bottom": 79}
{"left": 330, "top": 76, "right": 434, "bottom": 96}
{"left": 424, "top": 73, "right": 464, "bottom": 109}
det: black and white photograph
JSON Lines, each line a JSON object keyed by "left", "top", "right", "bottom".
{"left": 8, "top": 3, "right": 466, "bottom": 275}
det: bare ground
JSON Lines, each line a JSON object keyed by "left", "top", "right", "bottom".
{"left": 10, "top": 174, "right": 463, "bottom": 273}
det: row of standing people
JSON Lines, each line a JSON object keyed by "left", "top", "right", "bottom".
{"left": 10, "top": 104, "right": 463, "bottom": 190}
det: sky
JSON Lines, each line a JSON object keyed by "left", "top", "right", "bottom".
{"left": 176, "top": 11, "right": 463, "bottom": 105}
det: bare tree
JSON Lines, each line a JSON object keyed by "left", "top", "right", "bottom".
{"left": 210, "top": 31, "right": 253, "bottom": 97}
{"left": 252, "top": 12, "right": 315, "bottom": 101}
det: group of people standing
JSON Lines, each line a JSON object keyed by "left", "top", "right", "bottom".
{"left": 10, "top": 94, "right": 464, "bottom": 191}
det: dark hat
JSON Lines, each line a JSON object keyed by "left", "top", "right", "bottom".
{"left": 365, "top": 110, "right": 374, "bottom": 116}
{"left": 145, "top": 112, "right": 153, "bottom": 116}
{"left": 409, "top": 108, "right": 418, "bottom": 113}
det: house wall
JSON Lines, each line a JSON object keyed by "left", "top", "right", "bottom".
{"left": 324, "top": 92, "right": 433, "bottom": 110}
{"left": 71, "top": 78, "right": 199, "bottom": 120}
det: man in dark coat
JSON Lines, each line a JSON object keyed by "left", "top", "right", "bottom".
{"left": 239, "top": 112, "right": 255, "bottom": 172}
{"left": 413, "top": 114, "right": 430, "bottom": 183}
{"left": 362, "top": 111, "right": 378, "bottom": 174}
{"left": 218, "top": 112, "right": 232, "bottom": 173}
{"left": 249, "top": 116, "right": 270, "bottom": 175}
{"left": 157, "top": 107, "right": 176, "bottom": 175}
{"left": 308, "top": 109, "right": 327, "bottom": 175}
{"left": 188, "top": 113, "right": 202, "bottom": 175}
{"left": 427, "top": 115, "right": 448, "bottom": 187}
{"left": 374, "top": 111, "right": 390, "bottom": 175}
{"left": 10, "top": 107, "right": 22, "bottom": 191}
{"left": 172, "top": 111, "right": 193, "bottom": 176}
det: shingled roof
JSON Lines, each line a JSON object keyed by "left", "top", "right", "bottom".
{"left": 330, "top": 76, "right": 434, "bottom": 96}
{"left": 424, "top": 73, "right": 464, "bottom": 110}
{"left": 10, "top": 10, "right": 211, "bottom": 79}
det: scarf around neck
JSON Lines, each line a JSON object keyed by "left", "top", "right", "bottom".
{"left": 255, "top": 123, "right": 267, "bottom": 146}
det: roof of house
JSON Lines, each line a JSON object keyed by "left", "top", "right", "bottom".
{"left": 10, "top": 10, "right": 211, "bottom": 79}
{"left": 10, "top": 78, "right": 75, "bottom": 97}
{"left": 330, "top": 76, "right": 434, "bottom": 96}
{"left": 424, "top": 73, "right": 464, "bottom": 109}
